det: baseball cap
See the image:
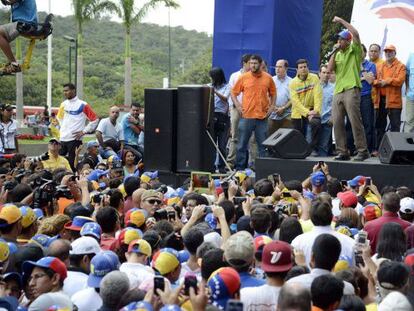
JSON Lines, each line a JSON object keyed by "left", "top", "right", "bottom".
{"left": 223, "top": 231, "right": 254, "bottom": 268}
{"left": 400, "top": 197, "right": 414, "bottom": 214}
{"left": 152, "top": 248, "right": 186, "bottom": 275}
{"left": 121, "top": 301, "right": 153, "bottom": 311}
{"left": 87, "top": 141, "right": 99, "bottom": 149}
{"left": 88, "top": 250, "right": 120, "bottom": 288}
{"left": 48, "top": 138, "right": 61, "bottom": 144}
{"left": 337, "top": 191, "right": 358, "bottom": 208}
{"left": 140, "top": 171, "right": 159, "bottom": 184}
{"left": 207, "top": 267, "right": 241, "bottom": 310}
{"left": 64, "top": 216, "right": 94, "bottom": 231}
{"left": 0, "top": 204, "right": 22, "bottom": 226}
{"left": 0, "top": 103, "right": 15, "bottom": 110}
{"left": 3, "top": 272, "right": 22, "bottom": 289}
{"left": 118, "top": 227, "right": 143, "bottom": 246}
{"left": 337, "top": 29, "right": 352, "bottom": 40}
{"left": 254, "top": 235, "right": 273, "bottom": 253}
{"left": 33, "top": 208, "right": 44, "bottom": 220}
{"left": 261, "top": 240, "right": 292, "bottom": 273}
{"left": 23, "top": 256, "right": 67, "bottom": 281}
{"left": 364, "top": 203, "right": 382, "bottom": 221}
{"left": 205, "top": 213, "right": 217, "bottom": 230}
{"left": 87, "top": 169, "right": 109, "bottom": 182}
{"left": 348, "top": 175, "right": 366, "bottom": 188}
{"left": 80, "top": 222, "right": 102, "bottom": 240}
{"left": 19, "top": 206, "right": 37, "bottom": 228}
{"left": 30, "top": 234, "right": 59, "bottom": 249}
{"left": 127, "top": 239, "right": 152, "bottom": 257}
{"left": 235, "top": 169, "right": 253, "bottom": 183}
{"left": 124, "top": 209, "right": 146, "bottom": 227}
{"left": 310, "top": 171, "right": 326, "bottom": 187}
{"left": 0, "top": 238, "right": 10, "bottom": 262}
{"left": 141, "top": 190, "right": 163, "bottom": 202}
{"left": 70, "top": 236, "right": 101, "bottom": 255}
{"left": 384, "top": 44, "right": 396, "bottom": 52}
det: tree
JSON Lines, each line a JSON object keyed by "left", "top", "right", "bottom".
{"left": 117, "top": 0, "right": 179, "bottom": 106}
{"left": 72, "top": 0, "right": 118, "bottom": 97}
{"left": 320, "top": 0, "right": 355, "bottom": 63}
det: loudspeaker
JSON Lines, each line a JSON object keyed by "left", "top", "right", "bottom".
{"left": 144, "top": 88, "right": 177, "bottom": 172}
{"left": 263, "top": 128, "right": 311, "bottom": 159}
{"left": 379, "top": 132, "right": 414, "bottom": 164}
{"left": 176, "top": 85, "right": 215, "bottom": 172}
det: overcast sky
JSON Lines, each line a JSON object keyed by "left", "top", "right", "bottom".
{"left": 36, "top": 0, "right": 215, "bottom": 34}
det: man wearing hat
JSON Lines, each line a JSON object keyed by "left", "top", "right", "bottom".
{"left": 328, "top": 16, "right": 369, "bottom": 161}
{"left": 373, "top": 44, "right": 406, "bottom": 149}
{"left": 41, "top": 138, "right": 71, "bottom": 171}
{"left": 140, "top": 190, "right": 163, "bottom": 217}
{"left": 152, "top": 247, "right": 185, "bottom": 286}
{"left": 0, "top": 204, "right": 22, "bottom": 244}
{"left": 241, "top": 241, "right": 293, "bottom": 310}
{"left": 0, "top": 103, "right": 18, "bottom": 154}
{"left": 23, "top": 256, "right": 73, "bottom": 310}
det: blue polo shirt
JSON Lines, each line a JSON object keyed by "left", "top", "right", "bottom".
{"left": 360, "top": 59, "right": 376, "bottom": 96}
{"left": 121, "top": 113, "right": 139, "bottom": 146}
{"left": 12, "top": 0, "right": 37, "bottom": 24}
{"left": 321, "top": 82, "right": 335, "bottom": 124}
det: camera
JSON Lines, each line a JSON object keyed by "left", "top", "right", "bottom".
{"left": 32, "top": 180, "right": 56, "bottom": 210}
{"left": 29, "top": 152, "right": 50, "bottom": 163}
{"left": 55, "top": 185, "right": 73, "bottom": 200}
{"left": 154, "top": 208, "right": 168, "bottom": 221}
{"left": 154, "top": 184, "right": 168, "bottom": 194}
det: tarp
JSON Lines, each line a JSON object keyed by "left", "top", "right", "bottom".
{"left": 212, "top": 0, "right": 324, "bottom": 79}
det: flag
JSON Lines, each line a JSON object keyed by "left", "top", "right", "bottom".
{"left": 370, "top": 0, "right": 414, "bottom": 24}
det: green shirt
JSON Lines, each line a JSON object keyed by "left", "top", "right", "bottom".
{"left": 334, "top": 42, "right": 362, "bottom": 94}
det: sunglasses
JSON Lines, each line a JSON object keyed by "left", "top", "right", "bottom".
{"left": 146, "top": 199, "right": 162, "bottom": 205}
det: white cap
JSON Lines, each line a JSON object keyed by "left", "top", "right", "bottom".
{"left": 70, "top": 236, "right": 101, "bottom": 255}
{"left": 400, "top": 197, "right": 414, "bottom": 214}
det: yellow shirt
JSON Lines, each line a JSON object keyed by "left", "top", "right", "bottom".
{"left": 290, "top": 73, "right": 322, "bottom": 119}
{"left": 42, "top": 153, "right": 71, "bottom": 171}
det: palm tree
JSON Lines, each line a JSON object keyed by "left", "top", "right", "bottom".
{"left": 118, "top": 0, "right": 179, "bottom": 106}
{"left": 72, "top": 0, "right": 119, "bottom": 98}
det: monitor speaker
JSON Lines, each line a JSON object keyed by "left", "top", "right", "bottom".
{"left": 379, "top": 132, "right": 414, "bottom": 165}
{"left": 263, "top": 128, "right": 311, "bottom": 159}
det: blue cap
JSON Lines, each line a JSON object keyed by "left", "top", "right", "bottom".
{"left": 175, "top": 188, "right": 185, "bottom": 198}
{"left": 338, "top": 29, "right": 352, "bottom": 40}
{"left": 178, "top": 250, "right": 190, "bottom": 263}
{"left": 33, "top": 208, "right": 44, "bottom": 220}
{"left": 87, "top": 169, "right": 109, "bottom": 182}
{"left": 205, "top": 213, "right": 217, "bottom": 229}
{"left": 87, "top": 141, "right": 99, "bottom": 149}
{"left": 30, "top": 234, "right": 53, "bottom": 248}
{"left": 121, "top": 301, "right": 153, "bottom": 311}
{"left": 88, "top": 250, "right": 120, "bottom": 288}
{"left": 7, "top": 242, "right": 18, "bottom": 254}
{"left": 80, "top": 222, "right": 102, "bottom": 240}
{"left": 310, "top": 171, "right": 326, "bottom": 187}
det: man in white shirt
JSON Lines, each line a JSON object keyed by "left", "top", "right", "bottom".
{"left": 96, "top": 105, "right": 124, "bottom": 159}
{"left": 227, "top": 54, "right": 251, "bottom": 168}
{"left": 57, "top": 83, "right": 99, "bottom": 171}
{"left": 0, "top": 103, "right": 18, "bottom": 154}
{"left": 241, "top": 240, "right": 293, "bottom": 311}
{"left": 291, "top": 199, "right": 355, "bottom": 266}
{"left": 119, "top": 239, "right": 154, "bottom": 289}
{"left": 63, "top": 236, "right": 101, "bottom": 297}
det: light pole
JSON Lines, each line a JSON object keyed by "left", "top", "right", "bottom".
{"left": 63, "top": 36, "right": 77, "bottom": 87}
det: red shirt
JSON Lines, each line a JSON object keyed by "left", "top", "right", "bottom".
{"left": 100, "top": 234, "right": 117, "bottom": 251}
{"left": 364, "top": 212, "right": 411, "bottom": 252}
{"left": 405, "top": 225, "right": 414, "bottom": 250}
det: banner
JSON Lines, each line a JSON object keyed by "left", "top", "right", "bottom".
{"left": 351, "top": 0, "right": 414, "bottom": 63}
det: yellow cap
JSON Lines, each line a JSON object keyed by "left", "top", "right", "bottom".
{"left": 0, "top": 204, "right": 22, "bottom": 225}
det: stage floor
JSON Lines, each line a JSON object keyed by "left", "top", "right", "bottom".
{"left": 255, "top": 156, "right": 414, "bottom": 190}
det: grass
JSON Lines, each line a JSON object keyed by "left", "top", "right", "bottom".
{"left": 18, "top": 135, "right": 96, "bottom": 145}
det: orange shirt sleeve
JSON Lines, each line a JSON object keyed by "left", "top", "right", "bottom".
{"left": 232, "top": 74, "right": 244, "bottom": 97}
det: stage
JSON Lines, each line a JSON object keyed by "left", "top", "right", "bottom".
{"left": 255, "top": 156, "right": 414, "bottom": 191}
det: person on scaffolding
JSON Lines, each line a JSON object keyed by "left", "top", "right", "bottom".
{"left": 0, "top": 0, "right": 37, "bottom": 75}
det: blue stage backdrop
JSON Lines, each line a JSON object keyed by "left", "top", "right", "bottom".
{"left": 212, "top": 0, "right": 324, "bottom": 79}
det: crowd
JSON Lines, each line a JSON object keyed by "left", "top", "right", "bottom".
{"left": 2, "top": 9, "right": 414, "bottom": 311}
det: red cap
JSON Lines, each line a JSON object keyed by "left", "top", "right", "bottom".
{"left": 261, "top": 241, "right": 292, "bottom": 273}
{"left": 337, "top": 191, "right": 358, "bottom": 208}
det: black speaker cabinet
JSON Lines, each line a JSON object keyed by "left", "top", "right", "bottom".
{"left": 263, "top": 128, "right": 311, "bottom": 159}
{"left": 176, "top": 85, "right": 215, "bottom": 172}
{"left": 379, "top": 132, "right": 414, "bottom": 165}
{"left": 144, "top": 88, "right": 178, "bottom": 172}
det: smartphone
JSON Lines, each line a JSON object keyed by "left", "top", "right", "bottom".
{"left": 184, "top": 275, "right": 198, "bottom": 295}
{"left": 318, "top": 161, "right": 325, "bottom": 167}
{"left": 354, "top": 249, "right": 364, "bottom": 267}
{"left": 191, "top": 171, "right": 211, "bottom": 194}
{"left": 340, "top": 180, "right": 348, "bottom": 188}
{"left": 357, "top": 231, "right": 367, "bottom": 245}
{"left": 233, "top": 197, "right": 247, "bottom": 206}
{"left": 226, "top": 300, "right": 244, "bottom": 311}
{"left": 268, "top": 173, "right": 280, "bottom": 186}
{"left": 365, "top": 177, "right": 371, "bottom": 185}
{"left": 154, "top": 276, "right": 165, "bottom": 295}
{"left": 168, "top": 211, "right": 176, "bottom": 221}
{"left": 283, "top": 192, "right": 291, "bottom": 198}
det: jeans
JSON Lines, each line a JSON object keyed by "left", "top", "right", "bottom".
{"left": 235, "top": 118, "right": 267, "bottom": 170}
{"left": 213, "top": 112, "right": 230, "bottom": 169}
{"left": 317, "top": 123, "right": 332, "bottom": 156}
{"left": 375, "top": 96, "right": 402, "bottom": 149}
{"left": 292, "top": 116, "right": 321, "bottom": 150}
{"left": 100, "top": 147, "right": 118, "bottom": 159}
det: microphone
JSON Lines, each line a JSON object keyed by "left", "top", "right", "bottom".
{"left": 327, "top": 45, "right": 340, "bottom": 59}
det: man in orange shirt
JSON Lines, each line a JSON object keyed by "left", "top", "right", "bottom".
{"left": 231, "top": 54, "right": 276, "bottom": 170}
{"left": 373, "top": 44, "right": 406, "bottom": 149}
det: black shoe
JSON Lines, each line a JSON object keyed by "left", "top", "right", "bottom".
{"left": 353, "top": 152, "right": 370, "bottom": 161}
{"left": 334, "top": 154, "right": 350, "bottom": 161}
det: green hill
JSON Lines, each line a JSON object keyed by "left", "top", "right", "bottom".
{"left": 0, "top": 10, "right": 212, "bottom": 116}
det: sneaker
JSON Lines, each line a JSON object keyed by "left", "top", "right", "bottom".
{"left": 334, "top": 154, "right": 350, "bottom": 161}
{"left": 353, "top": 152, "right": 370, "bottom": 161}
{"left": 371, "top": 151, "right": 379, "bottom": 157}
{"left": 1, "top": 62, "right": 21, "bottom": 74}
